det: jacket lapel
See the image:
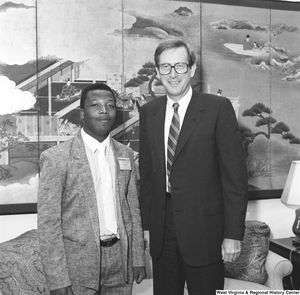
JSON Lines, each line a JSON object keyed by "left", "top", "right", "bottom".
{"left": 111, "top": 139, "right": 130, "bottom": 277}
{"left": 152, "top": 97, "right": 167, "bottom": 171}
{"left": 111, "top": 139, "right": 127, "bottom": 236}
{"left": 70, "top": 131, "right": 101, "bottom": 252}
{"left": 173, "top": 91, "right": 204, "bottom": 165}
{"left": 111, "top": 139, "right": 122, "bottom": 219}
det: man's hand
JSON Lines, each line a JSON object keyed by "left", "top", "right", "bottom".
{"left": 133, "top": 266, "right": 146, "bottom": 284}
{"left": 221, "top": 238, "right": 241, "bottom": 263}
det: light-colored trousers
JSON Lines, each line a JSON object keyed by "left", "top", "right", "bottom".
{"left": 72, "top": 241, "right": 133, "bottom": 295}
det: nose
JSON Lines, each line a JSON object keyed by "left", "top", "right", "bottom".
{"left": 98, "top": 104, "right": 108, "bottom": 114}
{"left": 170, "top": 67, "right": 178, "bottom": 78}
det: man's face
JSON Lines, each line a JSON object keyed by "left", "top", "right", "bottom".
{"left": 156, "top": 46, "right": 196, "bottom": 102}
{"left": 81, "top": 89, "right": 116, "bottom": 142}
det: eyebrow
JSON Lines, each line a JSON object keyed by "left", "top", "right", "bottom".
{"left": 88, "top": 97, "right": 115, "bottom": 101}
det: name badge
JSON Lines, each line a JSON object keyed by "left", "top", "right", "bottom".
{"left": 118, "top": 157, "right": 131, "bottom": 170}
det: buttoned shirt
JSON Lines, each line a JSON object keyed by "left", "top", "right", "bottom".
{"left": 164, "top": 86, "right": 192, "bottom": 192}
{"left": 81, "top": 128, "right": 118, "bottom": 239}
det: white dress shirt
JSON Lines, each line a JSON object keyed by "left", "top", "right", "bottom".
{"left": 81, "top": 128, "right": 118, "bottom": 239}
{"left": 164, "top": 86, "right": 193, "bottom": 192}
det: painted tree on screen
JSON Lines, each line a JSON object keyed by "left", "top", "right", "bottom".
{"left": 125, "top": 62, "right": 156, "bottom": 88}
{"left": 240, "top": 102, "right": 300, "bottom": 179}
{"left": 241, "top": 102, "right": 300, "bottom": 151}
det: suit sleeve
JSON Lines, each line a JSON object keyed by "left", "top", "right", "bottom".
{"left": 37, "top": 150, "right": 71, "bottom": 290}
{"left": 127, "top": 148, "right": 146, "bottom": 267}
{"left": 138, "top": 106, "right": 153, "bottom": 230}
{"left": 216, "top": 98, "right": 249, "bottom": 240}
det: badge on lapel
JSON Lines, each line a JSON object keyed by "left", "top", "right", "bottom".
{"left": 118, "top": 157, "right": 131, "bottom": 170}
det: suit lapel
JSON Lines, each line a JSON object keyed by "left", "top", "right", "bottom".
{"left": 111, "top": 140, "right": 126, "bottom": 235}
{"left": 173, "top": 91, "right": 204, "bottom": 165}
{"left": 70, "top": 132, "right": 101, "bottom": 252}
{"left": 111, "top": 139, "right": 122, "bottom": 214}
{"left": 152, "top": 97, "right": 167, "bottom": 170}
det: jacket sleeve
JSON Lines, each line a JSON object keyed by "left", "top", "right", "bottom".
{"left": 37, "top": 150, "right": 71, "bottom": 290}
{"left": 138, "top": 106, "right": 153, "bottom": 230}
{"left": 216, "top": 98, "right": 249, "bottom": 240}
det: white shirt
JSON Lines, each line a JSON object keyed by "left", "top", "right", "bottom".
{"left": 81, "top": 128, "right": 118, "bottom": 239}
{"left": 164, "top": 86, "right": 193, "bottom": 192}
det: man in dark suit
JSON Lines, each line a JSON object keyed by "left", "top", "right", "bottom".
{"left": 139, "top": 39, "right": 248, "bottom": 295}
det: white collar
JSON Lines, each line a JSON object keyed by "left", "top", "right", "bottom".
{"left": 166, "top": 86, "right": 192, "bottom": 110}
{"left": 81, "top": 128, "right": 111, "bottom": 153}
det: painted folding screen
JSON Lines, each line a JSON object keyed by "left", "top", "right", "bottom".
{"left": 0, "top": 0, "right": 300, "bottom": 211}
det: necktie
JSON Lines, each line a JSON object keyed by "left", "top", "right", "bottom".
{"left": 167, "top": 103, "right": 180, "bottom": 193}
{"left": 98, "top": 146, "right": 118, "bottom": 234}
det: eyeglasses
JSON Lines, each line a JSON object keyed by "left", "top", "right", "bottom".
{"left": 158, "top": 62, "right": 189, "bottom": 75}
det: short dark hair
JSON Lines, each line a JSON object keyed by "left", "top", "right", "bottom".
{"left": 154, "top": 39, "right": 196, "bottom": 68}
{"left": 80, "top": 83, "right": 116, "bottom": 109}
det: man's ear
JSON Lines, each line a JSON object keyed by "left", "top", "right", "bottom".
{"left": 190, "top": 63, "right": 197, "bottom": 78}
{"left": 155, "top": 67, "right": 161, "bottom": 80}
{"left": 80, "top": 109, "right": 84, "bottom": 121}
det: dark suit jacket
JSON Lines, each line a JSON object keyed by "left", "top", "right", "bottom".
{"left": 139, "top": 90, "right": 248, "bottom": 267}
{"left": 38, "top": 131, "right": 145, "bottom": 291}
